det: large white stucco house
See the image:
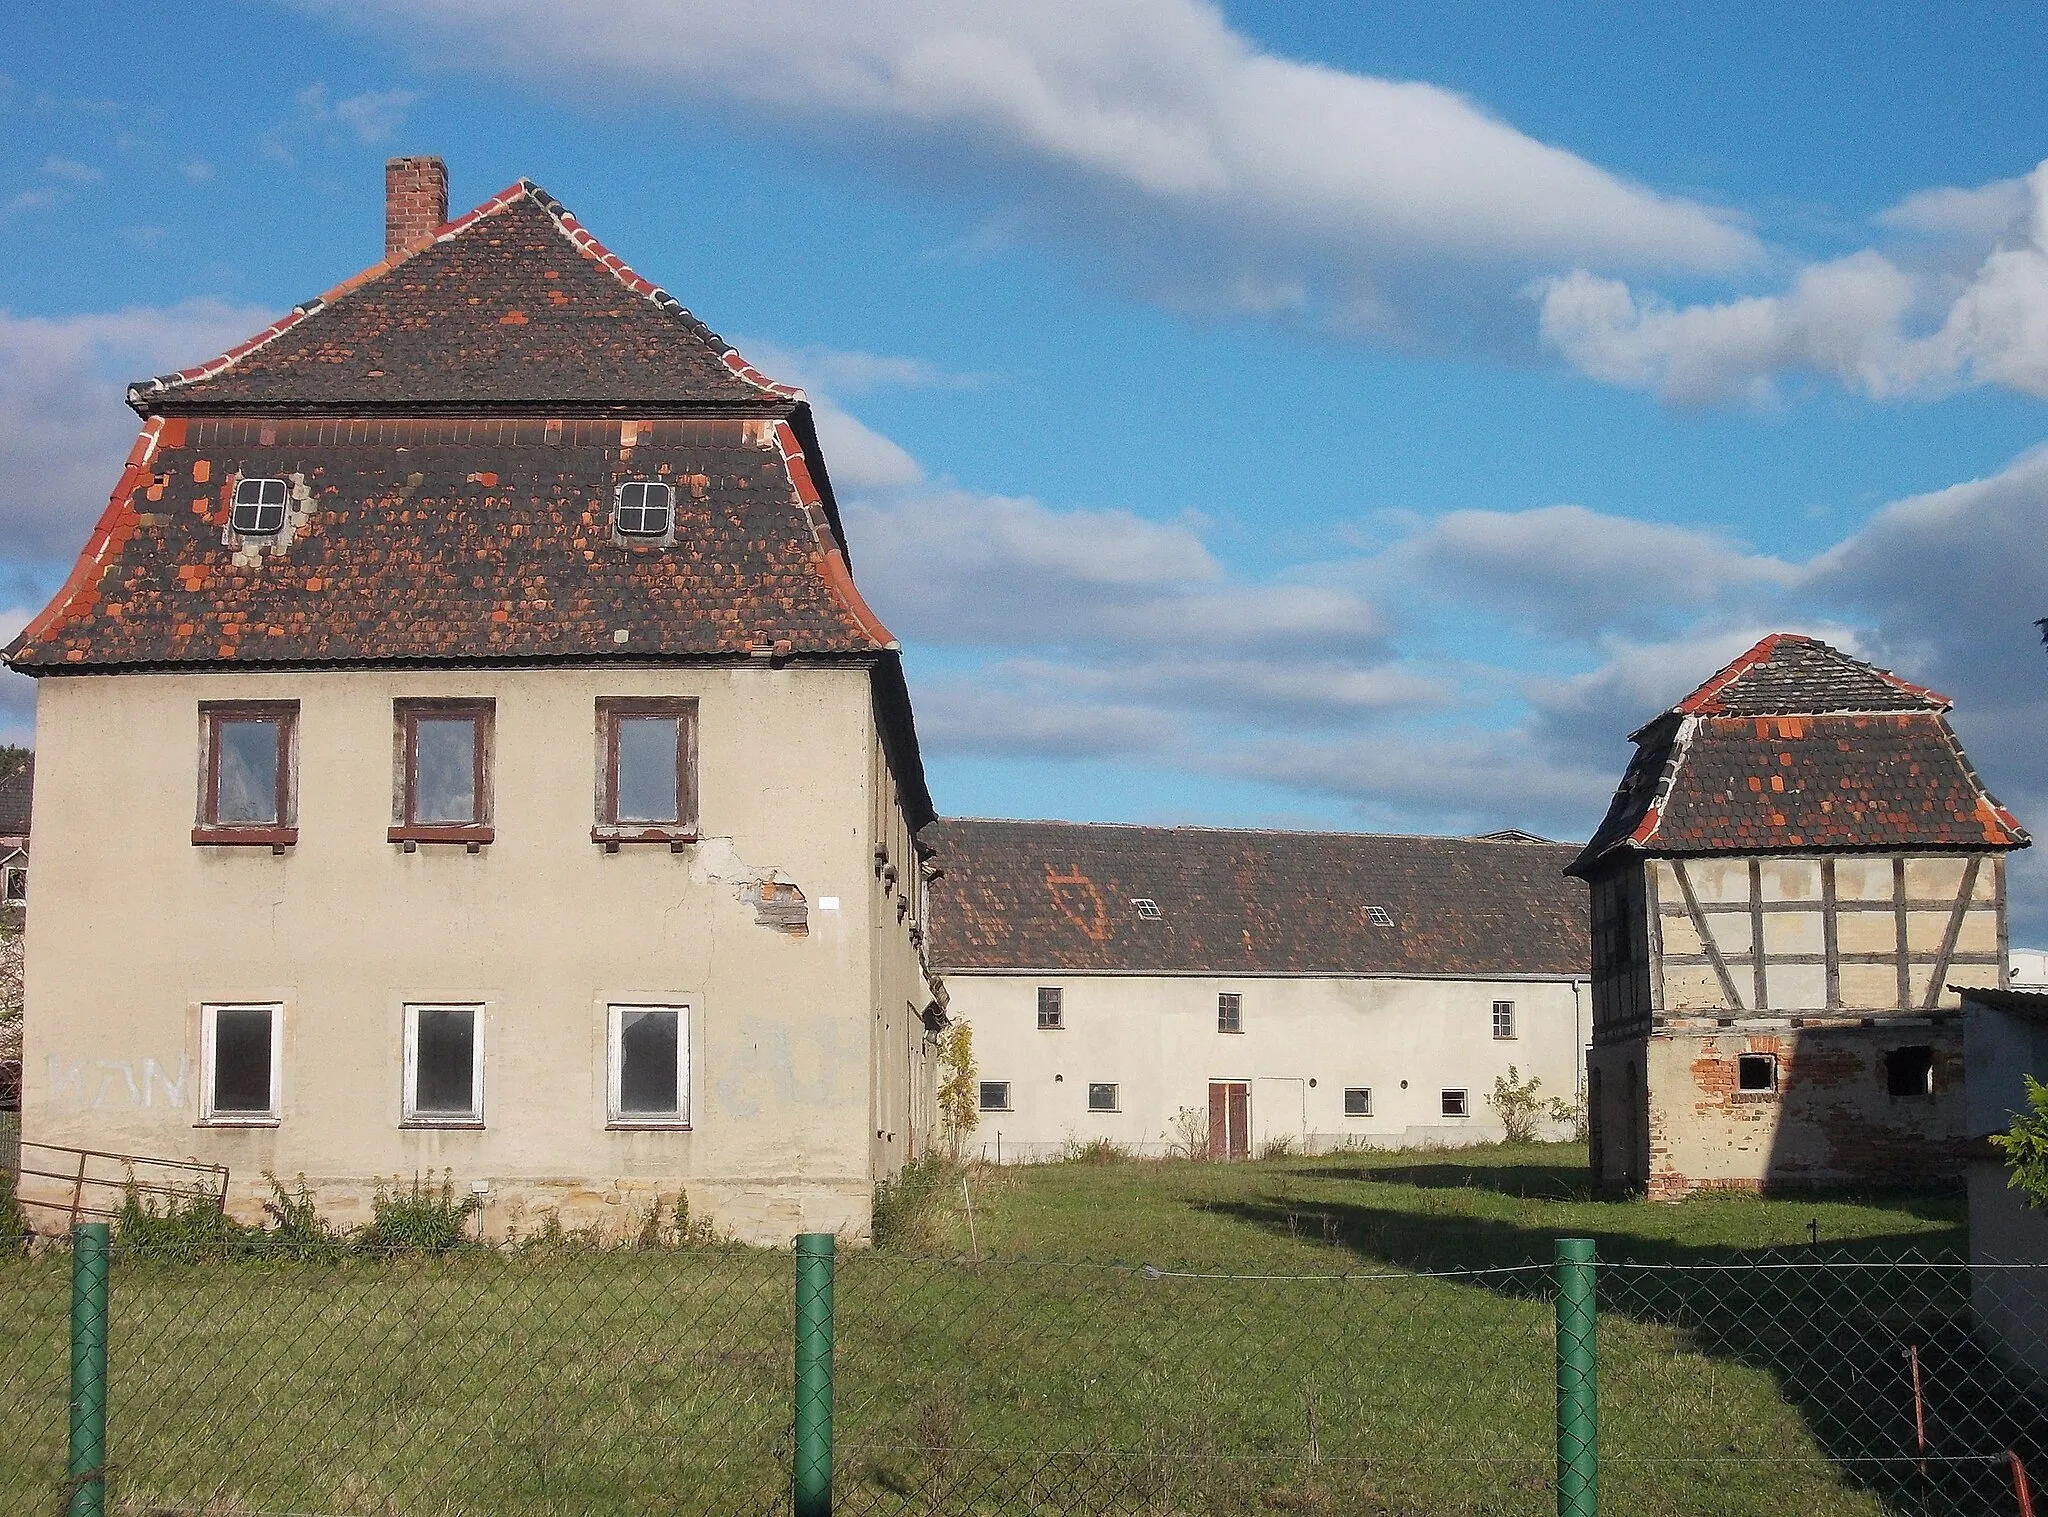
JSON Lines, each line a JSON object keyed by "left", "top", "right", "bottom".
{"left": 925, "top": 819, "right": 1591, "bottom": 1160}
{"left": 4, "top": 159, "right": 942, "bottom": 1246}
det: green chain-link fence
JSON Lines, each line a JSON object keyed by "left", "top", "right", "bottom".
{"left": 2, "top": 1230, "right": 2044, "bottom": 1515}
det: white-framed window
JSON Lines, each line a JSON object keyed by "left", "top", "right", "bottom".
{"left": 201, "top": 1003, "right": 282, "bottom": 1124}
{"left": 979, "top": 1081, "right": 1011, "bottom": 1112}
{"left": 1492, "top": 1000, "right": 1516, "bottom": 1040}
{"left": 614, "top": 480, "right": 675, "bottom": 539}
{"left": 608, "top": 1004, "right": 689, "bottom": 1126}
{"left": 1344, "top": 1086, "right": 1372, "bottom": 1117}
{"left": 231, "top": 477, "right": 289, "bottom": 536}
{"left": 1131, "top": 898, "right": 1162, "bottom": 921}
{"left": 2, "top": 863, "right": 24, "bottom": 902}
{"left": 1217, "top": 991, "right": 1242, "bottom": 1033}
{"left": 1441, "top": 1088, "right": 1469, "bottom": 1118}
{"left": 1366, "top": 905, "right": 1395, "bottom": 928}
{"left": 1037, "top": 986, "right": 1064, "bottom": 1029}
{"left": 1087, "top": 1082, "right": 1119, "bottom": 1112}
{"left": 403, "top": 1004, "right": 484, "bottom": 1125}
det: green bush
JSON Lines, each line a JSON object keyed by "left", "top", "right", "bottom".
{"left": 873, "top": 1155, "right": 952, "bottom": 1250}
{"left": 114, "top": 1178, "right": 246, "bottom": 1258}
{"left": 1991, "top": 1073, "right": 2048, "bottom": 1208}
{"left": 259, "top": 1172, "right": 345, "bottom": 1261}
{"left": 0, "top": 1165, "right": 29, "bottom": 1255}
{"left": 359, "top": 1172, "right": 480, "bottom": 1254}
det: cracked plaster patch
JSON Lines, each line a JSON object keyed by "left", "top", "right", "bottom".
{"left": 690, "top": 837, "right": 809, "bottom": 936}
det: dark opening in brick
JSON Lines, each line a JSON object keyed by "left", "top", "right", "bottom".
{"left": 1885, "top": 1045, "right": 1934, "bottom": 1099}
{"left": 1737, "top": 1053, "right": 1777, "bottom": 1093}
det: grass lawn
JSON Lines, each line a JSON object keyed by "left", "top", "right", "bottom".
{"left": 2, "top": 1142, "right": 2023, "bottom": 1517}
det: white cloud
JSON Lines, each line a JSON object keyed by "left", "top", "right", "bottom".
{"left": 261, "top": 83, "right": 422, "bottom": 163}
{"left": 1537, "top": 159, "right": 2048, "bottom": 404}
{"left": 0, "top": 300, "right": 276, "bottom": 560}
{"left": 1397, "top": 504, "right": 1797, "bottom": 638}
{"left": 40, "top": 156, "right": 101, "bottom": 185}
{"left": 324, "top": 0, "right": 1756, "bottom": 337}
{"left": 180, "top": 158, "right": 215, "bottom": 183}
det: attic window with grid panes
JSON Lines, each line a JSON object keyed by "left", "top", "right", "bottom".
{"left": 1131, "top": 898, "right": 1162, "bottom": 921}
{"left": 1366, "top": 904, "right": 1395, "bottom": 927}
{"left": 232, "top": 477, "right": 289, "bottom": 536}
{"left": 614, "top": 480, "right": 674, "bottom": 539}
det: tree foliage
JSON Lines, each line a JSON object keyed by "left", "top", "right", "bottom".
{"left": 1990, "top": 1073, "right": 2048, "bottom": 1209}
{"left": 936, "top": 1022, "right": 979, "bottom": 1159}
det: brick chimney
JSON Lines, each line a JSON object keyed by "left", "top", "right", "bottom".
{"left": 384, "top": 156, "right": 448, "bottom": 256}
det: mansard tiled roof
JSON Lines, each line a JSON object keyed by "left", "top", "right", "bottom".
{"left": 0, "top": 755, "right": 30, "bottom": 838}
{"left": 925, "top": 818, "right": 1588, "bottom": 977}
{"left": 5, "top": 414, "right": 892, "bottom": 668}
{"left": 128, "top": 182, "right": 794, "bottom": 414}
{"left": 1569, "top": 634, "right": 2029, "bottom": 876}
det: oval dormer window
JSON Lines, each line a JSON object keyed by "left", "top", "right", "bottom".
{"left": 232, "top": 477, "right": 289, "bottom": 536}
{"left": 614, "top": 480, "right": 674, "bottom": 539}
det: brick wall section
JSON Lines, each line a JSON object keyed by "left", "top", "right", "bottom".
{"left": 385, "top": 156, "right": 448, "bottom": 256}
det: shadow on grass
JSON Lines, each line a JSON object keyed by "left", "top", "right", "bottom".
{"left": 1210, "top": 1193, "right": 2041, "bottom": 1517}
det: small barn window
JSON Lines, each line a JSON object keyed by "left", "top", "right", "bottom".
{"left": 1367, "top": 905, "right": 1395, "bottom": 927}
{"left": 596, "top": 698, "right": 697, "bottom": 838}
{"left": 394, "top": 699, "right": 494, "bottom": 838}
{"left": 979, "top": 1081, "right": 1011, "bottom": 1112}
{"left": 1088, "top": 1082, "right": 1120, "bottom": 1112}
{"left": 1132, "top": 898, "right": 1162, "bottom": 921}
{"left": 614, "top": 480, "right": 674, "bottom": 539}
{"left": 1492, "top": 1001, "right": 1516, "bottom": 1040}
{"left": 1885, "top": 1046, "right": 1935, "bottom": 1100}
{"left": 1737, "top": 1054, "right": 1777, "bottom": 1093}
{"left": 1344, "top": 1087, "right": 1372, "bottom": 1117}
{"left": 1441, "top": 1088, "right": 1469, "bottom": 1118}
{"left": 1217, "top": 992, "right": 1242, "bottom": 1033}
{"left": 231, "top": 477, "right": 289, "bottom": 535}
{"left": 1037, "top": 987, "right": 1064, "bottom": 1029}
{"left": 198, "top": 701, "right": 298, "bottom": 836}
{"left": 202, "top": 1003, "right": 281, "bottom": 1124}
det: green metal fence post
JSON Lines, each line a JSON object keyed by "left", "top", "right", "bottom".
{"left": 794, "top": 1232, "right": 836, "bottom": 1517}
{"left": 68, "top": 1221, "right": 110, "bottom": 1517}
{"left": 1555, "top": 1237, "right": 1597, "bottom": 1517}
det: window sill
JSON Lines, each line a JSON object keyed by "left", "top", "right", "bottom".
{"left": 390, "top": 826, "right": 494, "bottom": 852}
{"left": 1731, "top": 1091, "right": 1779, "bottom": 1103}
{"left": 193, "top": 826, "right": 298, "bottom": 849}
{"left": 197, "top": 1115, "right": 280, "bottom": 1128}
{"left": 592, "top": 827, "right": 697, "bottom": 853}
{"left": 399, "top": 1118, "right": 486, "bottom": 1130}
{"left": 606, "top": 1120, "right": 693, "bottom": 1131}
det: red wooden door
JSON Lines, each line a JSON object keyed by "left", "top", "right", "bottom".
{"left": 1208, "top": 1081, "right": 1250, "bottom": 1160}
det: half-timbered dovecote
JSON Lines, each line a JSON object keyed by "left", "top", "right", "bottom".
{"left": 1567, "top": 633, "right": 2030, "bottom": 1198}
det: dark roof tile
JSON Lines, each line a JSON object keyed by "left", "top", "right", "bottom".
{"left": 926, "top": 819, "right": 1588, "bottom": 977}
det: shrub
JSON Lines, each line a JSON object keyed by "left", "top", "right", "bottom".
{"left": 1058, "top": 1136, "right": 1129, "bottom": 1165}
{"left": 1256, "top": 1134, "right": 1296, "bottom": 1161}
{"left": 936, "top": 1023, "right": 979, "bottom": 1160}
{"left": 259, "top": 1172, "right": 345, "bottom": 1261}
{"left": 114, "top": 1177, "right": 245, "bottom": 1258}
{"left": 360, "top": 1172, "right": 479, "bottom": 1254}
{"left": 1166, "top": 1105, "right": 1210, "bottom": 1161}
{"left": 873, "top": 1155, "right": 952, "bottom": 1251}
{"left": 1487, "top": 1067, "right": 1550, "bottom": 1144}
{"left": 1992, "top": 1073, "right": 2048, "bottom": 1208}
{"left": 0, "top": 1164, "right": 29, "bottom": 1254}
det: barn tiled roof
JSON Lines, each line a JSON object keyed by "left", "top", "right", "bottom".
{"left": 4, "top": 415, "right": 893, "bottom": 668}
{"left": 0, "top": 755, "right": 29, "bottom": 837}
{"left": 128, "top": 182, "right": 793, "bottom": 415}
{"left": 925, "top": 818, "right": 1588, "bottom": 977}
{"left": 1570, "top": 634, "right": 2028, "bottom": 876}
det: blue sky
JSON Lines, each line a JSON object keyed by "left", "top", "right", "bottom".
{"left": 3, "top": 2, "right": 2045, "bottom": 935}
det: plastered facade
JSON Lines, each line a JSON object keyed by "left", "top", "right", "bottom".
{"left": 17, "top": 663, "right": 937, "bottom": 1245}
{"left": 950, "top": 971, "right": 1587, "bottom": 1160}
{"left": 1586, "top": 852, "right": 2000, "bottom": 1197}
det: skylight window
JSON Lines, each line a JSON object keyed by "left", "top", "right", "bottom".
{"left": 614, "top": 480, "right": 674, "bottom": 539}
{"left": 1367, "top": 905, "right": 1395, "bottom": 927}
{"left": 1131, "top": 898, "right": 1162, "bottom": 921}
{"left": 231, "top": 477, "right": 289, "bottom": 536}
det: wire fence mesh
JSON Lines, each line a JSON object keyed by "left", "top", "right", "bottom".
{"left": 1, "top": 1234, "right": 2045, "bottom": 1515}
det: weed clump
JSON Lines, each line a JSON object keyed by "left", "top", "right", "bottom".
{"left": 873, "top": 1155, "right": 953, "bottom": 1251}
{"left": 360, "top": 1172, "right": 480, "bottom": 1254}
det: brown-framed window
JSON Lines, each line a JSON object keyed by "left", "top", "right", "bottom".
{"left": 593, "top": 698, "right": 698, "bottom": 847}
{"left": 194, "top": 701, "right": 298, "bottom": 847}
{"left": 390, "top": 699, "right": 494, "bottom": 848}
